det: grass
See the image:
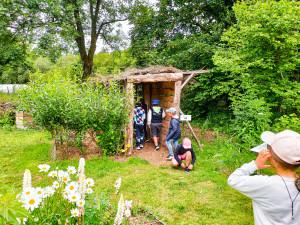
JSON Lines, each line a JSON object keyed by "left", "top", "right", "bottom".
{"left": 0, "top": 128, "right": 255, "bottom": 225}
{"left": 0, "top": 93, "right": 18, "bottom": 104}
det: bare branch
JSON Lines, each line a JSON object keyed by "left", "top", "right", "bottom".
{"left": 96, "top": 18, "right": 128, "bottom": 37}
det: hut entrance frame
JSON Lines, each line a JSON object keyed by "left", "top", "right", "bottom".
{"left": 95, "top": 67, "right": 209, "bottom": 153}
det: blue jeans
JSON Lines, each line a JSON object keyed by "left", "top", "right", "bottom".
{"left": 135, "top": 124, "right": 144, "bottom": 147}
{"left": 166, "top": 139, "right": 178, "bottom": 157}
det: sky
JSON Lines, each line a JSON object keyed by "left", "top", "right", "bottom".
{"left": 96, "top": 0, "right": 158, "bottom": 53}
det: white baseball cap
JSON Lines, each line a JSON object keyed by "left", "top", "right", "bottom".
{"left": 251, "top": 130, "right": 300, "bottom": 165}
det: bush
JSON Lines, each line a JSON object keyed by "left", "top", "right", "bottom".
{"left": 19, "top": 70, "right": 129, "bottom": 155}
{"left": 273, "top": 114, "right": 300, "bottom": 133}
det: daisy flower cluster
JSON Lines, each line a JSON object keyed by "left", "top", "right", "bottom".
{"left": 18, "top": 158, "right": 95, "bottom": 223}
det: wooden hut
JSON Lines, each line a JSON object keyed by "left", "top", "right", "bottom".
{"left": 96, "top": 66, "right": 209, "bottom": 153}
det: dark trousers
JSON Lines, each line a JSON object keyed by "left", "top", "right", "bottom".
{"left": 135, "top": 124, "right": 145, "bottom": 146}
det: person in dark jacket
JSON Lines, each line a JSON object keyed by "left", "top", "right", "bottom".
{"left": 147, "top": 99, "right": 165, "bottom": 150}
{"left": 172, "top": 138, "right": 196, "bottom": 172}
{"left": 165, "top": 107, "right": 181, "bottom": 160}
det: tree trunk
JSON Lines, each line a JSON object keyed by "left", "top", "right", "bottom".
{"left": 82, "top": 57, "right": 93, "bottom": 81}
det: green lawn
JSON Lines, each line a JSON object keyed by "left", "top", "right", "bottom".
{"left": 0, "top": 129, "right": 254, "bottom": 225}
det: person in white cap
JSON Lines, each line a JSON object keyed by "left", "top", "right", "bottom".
{"left": 172, "top": 137, "right": 196, "bottom": 173}
{"left": 165, "top": 107, "right": 181, "bottom": 161}
{"left": 228, "top": 129, "right": 300, "bottom": 225}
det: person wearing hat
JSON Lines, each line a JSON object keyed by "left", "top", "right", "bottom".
{"left": 147, "top": 99, "right": 165, "bottom": 150}
{"left": 228, "top": 129, "right": 300, "bottom": 225}
{"left": 165, "top": 107, "right": 181, "bottom": 160}
{"left": 172, "top": 137, "right": 196, "bottom": 172}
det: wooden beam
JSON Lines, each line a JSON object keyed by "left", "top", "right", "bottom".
{"left": 174, "top": 81, "right": 182, "bottom": 114}
{"left": 124, "top": 81, "right": 134, "bottom": 155}
{"left": 127, "top": 73, "right": 183, "bottom": 83}
{"left": 181, "top": 73, "right": 196, "bottom": 89}
{"left": 180, "top": 109, "right": 203, "bottom": 150}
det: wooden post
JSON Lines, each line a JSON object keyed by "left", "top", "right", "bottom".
{"left": 179, "top": 109, "right": 203, "bottom": 150}
{"left": 125, "top": 81, "right": 134, "bottom": 155}
{"left": 174, "top": 80, "right": 182, "bottom": 115}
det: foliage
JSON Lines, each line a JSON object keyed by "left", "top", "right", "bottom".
{"left": 0, "top": 17, "right": 31, "bottom": 83}
{"left": 19, "top": 70, "right": 128, "bottom": 155}
{"left": 129, "top": 0, "right": 235, "bottom": 69}
{"left": 212, "top": 0, "right": 300, "bottom": 144}
{"left": 273, "top": 114, "right": 300, "bottom": 133}
{"left": 93, "top": 51, "right": 136, "bottom": 75}
{"left": 4, "top": 0, "right": 135, "bottom": 80}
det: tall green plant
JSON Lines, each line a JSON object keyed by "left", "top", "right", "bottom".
{"left": 19, "top": 70, "right": 128, "bottom": 155}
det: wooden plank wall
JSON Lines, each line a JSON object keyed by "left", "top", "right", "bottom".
{"left": 144, "top": 81, "right": 177, "bottom": 146}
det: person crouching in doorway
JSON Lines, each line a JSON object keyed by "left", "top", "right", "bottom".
{"left": 172, "top": 137, "right": 196, "bottom": 173}
{"left": 134, "top": 102, "right": 145, "bottom": 150}
{"left": 165, "top": 107, "right": 181, "bottom": 161}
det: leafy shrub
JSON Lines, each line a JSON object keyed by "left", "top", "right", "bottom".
{"left": 19, "top": 70, "right": 128, "bottom": 155}
{"left": 231, "top": 92, "right": 271, "bottom": 147}
{"left": 273, "top": 114, "right": 300, "bottom": 133}
{"left": 0, "top": 112, "right": 15, "bottom": 128}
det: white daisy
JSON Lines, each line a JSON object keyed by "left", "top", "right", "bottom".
{"left": 67, "top": 166, "right": 77, "bottom": 175}
{"left": 23, "top": 194, "right": 41, "bottom": 211}
{"left": 21, "top": 187, "right": 36, "bottom": 201}
{"left": 65, "top": 182, "right": 78, "bottom": 193}
{"left": 70, "top": 208, "right": 80, "bottom": 218}
{"left": 114, "top": 177, "right": 122, "bottom": 194}
{"left": 85, "top": 178, "right": 94, "bottom": 187}
{"left": 76, "top": 199, "right": 85, "bottom": 208}
{"left": 38, "top": 164, "right": 50, "bottom": 173}
{"left": 52, "top": 181, "right": 60, "bottom": 189}
{"left": 58, "top": 170, "right": 70, "bottom": 183}
{"left": 48, "top": 170, "right": 58, "bottom": 178}
{"left": 35, "top": 187, "right": 44, "bottom": 198}
{"left": 44, "top": 186, "right": 55, "bottom": 198}
{"left": 124, "top": 208, "right": 131, "bottom": 218}
{"left": 86, "top": 188, "right": 93, "bottom": 194}
{"left": 68, "top": 192, "right": 81, "bottom": 203}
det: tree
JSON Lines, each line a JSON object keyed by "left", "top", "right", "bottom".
{"left": 129, "top": 0, "right": 235, "bottom": 68}
{"left": 0, "top": 1, "right": 32, "bottom": 83}
{"left": 4, "top": 0, "right": 134, "bottom": 80}
{"left": 212, "top": 0, "right": 300, "bottom": 143}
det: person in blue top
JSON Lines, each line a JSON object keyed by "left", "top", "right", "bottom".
{"left": 133, "top": 102, "right": 145, "bottom": 150}
{"left": 165, "top": 107, "right": 181, "bottom": 160}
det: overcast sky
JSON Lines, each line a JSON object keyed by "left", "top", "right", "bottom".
{"left": 96, "top": 0, "right": 158, "bottom": 53}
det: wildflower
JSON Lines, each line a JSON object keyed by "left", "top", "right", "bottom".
{"left": 38, "top": 164, "right": 50, "bottom": 173}
{"left": 70, "top": 208, "right": 80, "bottom": 218}
{"left": 67, "top": 166, "right": 77, "bottom": 175}
{"left": 68, "top": 192, "right": 81, "bottom": 203}
{"left": 58, "top": 171, "right": 70, "bottom": 183}
{"left": 124, "top": 209, "right": 131, "bottom": 218}
{"left": 23, "top": 194, "right": 41, "bottom": 211}
{"left": 52, "top": 181, "right": 60, "bottom": 189}
{"left": 23, "top": 170, "right": 32, "bottom": 191}
{"left": 23, "top": 217, "right": 27, "bottom": 224}
{"left": 21, "top": 187, "right": 36, "bottom": 201}
{"left": 35, "top": 187, "right": 44, "bottom": 198}
{"left": 124, "top": 200, "right": 133, "bottom": 218}
{"left": 114, "top": 177, "right": 122, "bottom": 194}
{"left": 78, "top": 158, "right": 85, "bottom": 176}
{"left": 65, "top": 182, "right": 78, "bottom": 193}
{"left": 44, "top": 186, "right": 55, "bottom": 198}
{"left": 125, "top": 200, "right": 132, "bottom": 209}
{"left": 48, "top": 170, "right": 58, "bottom": 178}
{"left": 86, "top": 188, "right": 93, "bottom": 194}
{"left": 76, "top": 199, "right": 85, "bottom": 208}
{"left": 85, "top": 178, "right": 94, "bottom": 187}
{"left": 114, "top": 194, "right": 125, "bottom": 225}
